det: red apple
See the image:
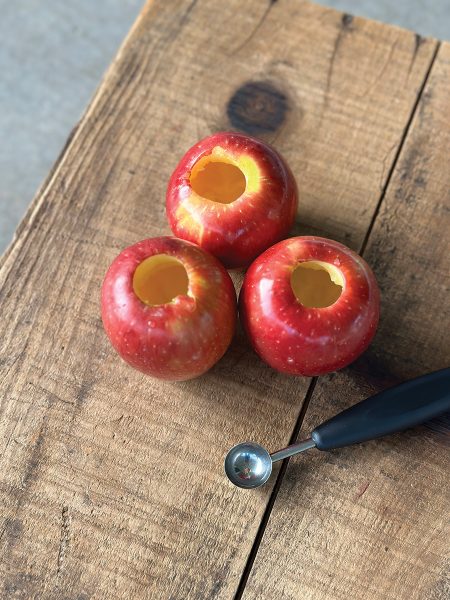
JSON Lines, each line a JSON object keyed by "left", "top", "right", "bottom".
{"left": 239, "top": 236, "right": 380, "bottom": 376}
{"left": 101, "top": 236, "right": 237, "bottom": 381}
{"left": 166, "top": 132, "right": 298, "bottom": 269}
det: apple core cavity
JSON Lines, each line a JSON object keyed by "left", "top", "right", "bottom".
{"left": 291, "top": 261, "right": 344, "bottom": 308}
{"left": 133, "top": 254, "right": 189, "bottom": 306}
{"left": 190, "top": 157, "right": 246, "bottom": 204}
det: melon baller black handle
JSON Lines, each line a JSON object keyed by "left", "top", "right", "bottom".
{"left": 225, "top": 368, "right": 450, "bottom": 489}
{"left": 311, "top": 368, "right": 450, "bottom": 451}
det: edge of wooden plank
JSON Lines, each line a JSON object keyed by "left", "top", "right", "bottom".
{"left": 0, "top": 0, "right": 153, "bottom": 284}
{"left": 234, "top": 35, "right": 443, "bottom": 600}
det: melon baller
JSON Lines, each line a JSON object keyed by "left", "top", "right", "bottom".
{"left": 224, "top": 368, "right": 450, "bottom": 489}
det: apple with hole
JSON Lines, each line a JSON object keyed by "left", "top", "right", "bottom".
{"left": 166, "top": 132, "right": 298, "bottom": 269}
{"left": 239, "top": 236, "right": 380, "bottom": 376}
{"left": 101, "top": 236, "right": 237, "bottom": 381}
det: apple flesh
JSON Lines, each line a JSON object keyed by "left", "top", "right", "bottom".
{"left": 239, "top": 236, "right": 380, "bottom": 376}
{"left": 166, "top": 132, "right": 298, "bottom": 269}
{"left": 101, "top": 236, "right": 237, "bottom": 381}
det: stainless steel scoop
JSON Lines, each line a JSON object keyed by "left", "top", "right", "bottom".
{"left": 225, "top": 368, "right": 450, "bottom": 489}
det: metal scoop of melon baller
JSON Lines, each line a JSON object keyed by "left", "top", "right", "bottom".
{"left": 224, "top": 438, "right": 316, "bottom": 489}
{"left": 224, "top": 368, "right": 450, "bottom": 489}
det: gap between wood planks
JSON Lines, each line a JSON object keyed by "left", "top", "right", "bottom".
{"left": 233, "top": 39, "right": 442, "bottom": 600}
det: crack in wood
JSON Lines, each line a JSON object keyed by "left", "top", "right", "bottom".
{"left": 324, "top": 13, "right": 354, "bottom": 106}
{"left": 361, "top": 38, "right": 400, "bottom": 99}
{"left": 233, "top": 377, "right": 318, "bottom": 599}
{"left": 408, "top": 32, "right": 426, "bottom": 76}
{"left": 56, "top": 505, "right": 71, "bottom": 578}
{"left": 179, "top": 0, "right": 198, "bottom": 27}
{"left": 359, "top": 40, "right": 441, "bottom": 255}
{"left": 231, "top": 0, "right": 278, "bottom": 55}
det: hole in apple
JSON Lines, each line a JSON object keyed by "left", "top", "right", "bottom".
{"left": 291, "top": 261, "right": 344, "bottom": 308}
{"left": 190, "top": 157, "right": 246, "bottom": 204}
{"left": 133, "top": 254, "right": 189, "bottom": 306}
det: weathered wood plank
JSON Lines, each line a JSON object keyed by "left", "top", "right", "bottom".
{"left": 243, "top": 42, "right": 450, "bottom": 600}
{"left": 0, "top": 1, "right": 439, "bottom": 598}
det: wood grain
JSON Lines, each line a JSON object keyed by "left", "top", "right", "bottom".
{"left": 243, "top": 42, "right": 450, "bottom": 600}
{"left": 0, "top": 0, "right": 441, "bottom": 598}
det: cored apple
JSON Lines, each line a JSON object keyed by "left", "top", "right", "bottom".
{"left": 166, "top": 132, "right": 298, "bottom": 269}
{"left": 101, "top": 236, "right": 237, "bottom": 380}
{"left": 239, "top": 236, "right": 380, "bottom": 376}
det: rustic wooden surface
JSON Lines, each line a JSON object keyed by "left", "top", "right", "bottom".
{"left": 244, "top": 42, "right": 450, "bottom": 600}
{"left": 0, "top": 1, "right": 448, "bottom": 599}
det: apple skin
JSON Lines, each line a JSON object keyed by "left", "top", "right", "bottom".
{"left": 166, "top": 132, "right": 298, "bottom": 269}
{"left": 239, "top": 236, "right": 380, "bottom": 376}
{"left": 101, "top": 236, "right": 237, "bottom": 381}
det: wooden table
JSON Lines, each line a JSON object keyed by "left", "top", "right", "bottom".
{"left": 1, "top": 1, "right": 449, "bottom": 598}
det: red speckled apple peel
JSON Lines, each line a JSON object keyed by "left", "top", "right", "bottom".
{"left": 166, "top": 132, "right": 298, "bottom": 269}
{"left": 101, "top": 236, "right": 237, "bottom": 381}
{"left": 239, "top": 236, "right": 380, "bottom": 376}
{"left": 103, "top": 133, "right": 379, "bottom": 382}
